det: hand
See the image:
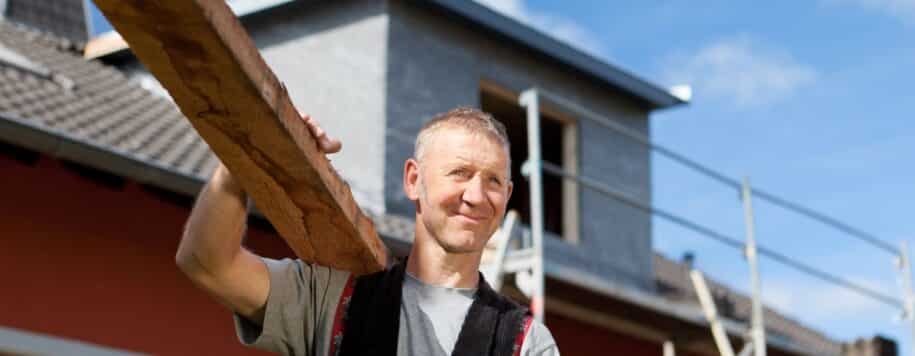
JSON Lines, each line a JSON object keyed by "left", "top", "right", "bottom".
{"left": 301, "top": 113, "right": 342, "bottom": 154}
{"left": 210, "top": 113, "right": 340, "bottom": 190}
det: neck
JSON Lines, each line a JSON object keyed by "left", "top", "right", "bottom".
{"left": 406, "top": 227, "right": 482, "bottom": 289}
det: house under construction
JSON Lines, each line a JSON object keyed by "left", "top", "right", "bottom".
{"left": 0, "top": 1, "right": 897, "bottom": 355}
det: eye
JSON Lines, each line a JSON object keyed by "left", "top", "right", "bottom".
{"left": 489, "top": 176, "right": 502, "bottom": 186}
{"left": 449, "top": 168, "right": 471, "bottom": 178}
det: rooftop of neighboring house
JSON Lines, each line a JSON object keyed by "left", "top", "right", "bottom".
{"left": 0, "top": 18, "right": 889, "bottom": 355}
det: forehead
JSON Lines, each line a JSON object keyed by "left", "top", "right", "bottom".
{"left": 423, "top": 126, "right": 508, "bottom": 167}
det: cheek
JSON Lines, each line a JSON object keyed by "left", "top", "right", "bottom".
{"left": 488, "top": 191, "right": 509, "bottom": 210}
{"left": 426, "top": 184, "right": 463, "bottom": 211}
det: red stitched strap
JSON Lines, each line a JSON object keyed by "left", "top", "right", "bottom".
{"left": 512, "top": 316, "right": 534, "bottom": 356}
{"left": 328, "top": 275, "right": 356, "bottom": 356}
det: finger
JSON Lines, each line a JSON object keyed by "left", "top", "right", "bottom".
{"left": 302, "top": 114, "right": 321, "bottom": 137}
{"left": 320, "top": 137, "right": 342, "bottom": 154}
{"left": 312, "top": 124, "right": 326, "bottom": 139}
{"left": 298, "top": 113, "right": 340, "bottom": 154}
{"left": 300, "top": 113, "right": 317, "bottom": 132}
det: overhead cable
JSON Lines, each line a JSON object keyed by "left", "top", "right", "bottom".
{"left": 536, "top": 89, "right": 899, "bottom": 256}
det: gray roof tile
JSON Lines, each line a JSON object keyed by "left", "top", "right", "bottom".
{"left": 0, "top": 20, "right": 215, "bottom": 181}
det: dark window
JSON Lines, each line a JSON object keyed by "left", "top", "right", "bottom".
{"left": 481, "top": 87, "right": 572, "bottom": 238}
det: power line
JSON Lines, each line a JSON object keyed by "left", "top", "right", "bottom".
{"left": 539, "top": 161, "right": 904, "bottom": 309}
{"left": 536, "top": 89, "right": 900, "bottom": 257}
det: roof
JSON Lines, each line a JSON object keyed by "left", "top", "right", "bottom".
{"left": 79, "top": 0, "right": 685, "bottom": 110}
{"left": 4, "top": 0, "right": 88, "bottom": 44}
{"left": 0, "top": 19, "right": 855, "bottom": 356}
{"left": 411, "top": 0, "right": 686, "bottom": 110}
{"left": 654, "top": 254, "right": 844, "bottom": 355}
{"left": 0, "top": 19, "right": 420, "bottom": 240}
{"left": 0, "top": 21, "right": 216, "bottom": 195}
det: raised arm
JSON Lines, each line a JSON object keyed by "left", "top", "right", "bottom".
{"left": 175, "top": 114, "right": 342, "bottom": 325}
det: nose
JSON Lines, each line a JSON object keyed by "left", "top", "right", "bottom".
{"left": 462, "top": 175, "right": 487, "bottom": 207}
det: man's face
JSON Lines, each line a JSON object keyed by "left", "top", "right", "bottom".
{"left": 405, "top": 126, "right": 513, "bottom": 254}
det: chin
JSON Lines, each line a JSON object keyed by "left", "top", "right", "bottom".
{"left": 438, "top": 230, "right": 487, "bottom": 254}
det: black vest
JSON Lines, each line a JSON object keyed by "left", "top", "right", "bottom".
{"left": 337, "top": 259, "right": 531, "bottom": 356}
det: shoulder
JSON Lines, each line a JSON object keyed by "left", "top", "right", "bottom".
{"left": 478, "top": 275, "right": 527, "bottom": 314}
{"left": 233, "top": 258, "right": 353, "bottom": 354}
{"left": 264, "top": 257, "right": 352, "bottom": 284}
{"left": 520, "top": 318, "right": 559, "bottom": 356}
{"left": 260, "top": 257, "right": 353, "bottom": 314}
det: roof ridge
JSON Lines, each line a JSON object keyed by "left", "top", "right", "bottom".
{"left": 0, "top": 20, "right": 83, "bottom": 53}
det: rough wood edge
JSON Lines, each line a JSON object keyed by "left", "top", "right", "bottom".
{"left": 93, "top": 0, "right": 387, "bottom": 274}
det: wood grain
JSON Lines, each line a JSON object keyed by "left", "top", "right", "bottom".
{"left": 93, "top": 0, "right": 387, "bottom": 274}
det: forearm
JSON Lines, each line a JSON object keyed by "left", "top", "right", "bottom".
{"left": 176, "top": 164, "right": 271, "bottom": 323}
{"left": 176, "top": 164, "right": 249, "bottom": 278}
{"left": 174, "top": 114, "right": 337, "bottom": 325}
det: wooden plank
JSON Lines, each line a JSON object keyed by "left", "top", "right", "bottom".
{"left": 93, "top": 0, "right": 387, "bottom": 275}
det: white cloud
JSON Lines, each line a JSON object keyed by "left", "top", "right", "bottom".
{"left": 762, "top": 275, "right": 898, "bottom": 323}
{"left": 473, "top": 0, "right": 606, "bottom": 58}
{"left": 662, "top": 35, "right": 817, "bottom": 108}
{"left": 826, "top": 0, "right": 915, "bottom": 24}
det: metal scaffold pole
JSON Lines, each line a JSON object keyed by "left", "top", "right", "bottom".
{"left": 896, "top": 241, "right": 915, "bottom": 356}
{"left": 662, "top": 340, "right": 676, "bottom": 356}
{"left": 520, "top": 88, "right": 546, "bottom": 323}
{"left": 740, "top": 178, "right": 766, "bottom": 356}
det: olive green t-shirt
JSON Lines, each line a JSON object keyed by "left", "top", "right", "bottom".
{"left": 233, "top": 258, "right": 559, "bottom": 356}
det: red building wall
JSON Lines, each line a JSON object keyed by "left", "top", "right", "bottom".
{"left": 547, "top": 312, "right": 714, "bottom": 356}
{"left": 1, "top": 154, "right": 292, "bottom": 355}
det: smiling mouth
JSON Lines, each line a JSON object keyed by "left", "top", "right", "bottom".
{"left": 456, "top": 213, "right": 487, "bottom": 222}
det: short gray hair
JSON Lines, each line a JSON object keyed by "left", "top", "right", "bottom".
{"left": 414, "top": 107, "right": 511, "bottom": 179}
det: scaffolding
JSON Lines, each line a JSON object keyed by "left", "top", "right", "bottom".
{"left": 484, "top": 87, "right": 914, "bottom": 355}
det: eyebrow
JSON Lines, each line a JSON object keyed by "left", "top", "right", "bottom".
{"left": 447, "top": 156, "right": 508, "bottom": 179}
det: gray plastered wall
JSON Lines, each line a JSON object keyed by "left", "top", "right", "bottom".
{"left": 242, "top": 1, "right": 390, "bottom": 214}
{"left": 384, "top": 2, "right": 655, "bottom": 291}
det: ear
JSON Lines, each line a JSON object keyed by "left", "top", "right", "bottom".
{"left": 505, "top": 179, "right": 514, "bottom": 202}
{"left": 403, "top": 158, "right": 421, "bottom": 201}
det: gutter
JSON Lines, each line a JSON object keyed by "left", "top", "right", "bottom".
{"left": 0, "top": 326, "right": 141, "bottom": 356}
{"left": 0, "top": 111, "right": 413, "bottom": 251}
{"left": 0, "top": 111, "right": 205, "bottom": 196}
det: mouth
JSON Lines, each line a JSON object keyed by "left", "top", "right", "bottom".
{"left": 456, "top": 213, "right": 487, "bottom": 223}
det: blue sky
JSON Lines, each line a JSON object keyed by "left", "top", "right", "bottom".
{"left": 85, "top": 0, "right": 113, "bottom": 37}
{"left": 476, "top": 0, "right": 915, "bottom": 353}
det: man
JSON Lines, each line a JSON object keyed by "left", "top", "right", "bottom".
{"left": 176, "top": 107, "right": 559, "bottom": 356}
